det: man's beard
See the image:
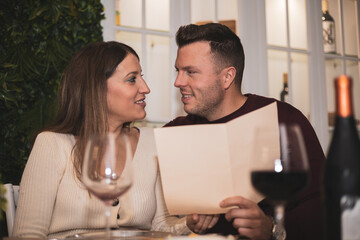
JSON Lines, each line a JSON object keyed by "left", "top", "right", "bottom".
{"left": 184, "top": 79, "right": 223, "bottom": 120}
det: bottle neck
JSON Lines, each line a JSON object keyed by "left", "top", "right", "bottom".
{"left": 322, "top": 0, "right": 329, "bottom": 13}
{"left": 283, "top": 73, "right": 288, "bottom": 88}
{"left": 335, "top": 75, "right": 353, "bottom": 118}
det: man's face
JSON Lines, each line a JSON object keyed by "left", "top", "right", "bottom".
{"left": 174, "top": 41, "right": 226, "bottom": 121}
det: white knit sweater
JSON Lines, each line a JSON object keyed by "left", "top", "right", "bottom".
{"left": 12, "top": 127, "right": 190, "bottom": 239}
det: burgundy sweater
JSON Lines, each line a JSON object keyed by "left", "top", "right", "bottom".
{"left": 164, "top": 94, "right": 325, "bottom": 240}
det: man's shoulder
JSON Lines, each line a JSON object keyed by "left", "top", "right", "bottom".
{"left": 164, "top": 114, "right": 207, "bottom": 127}
{"left": 246, "top": 94, "right": 305, "bottom": 123}
{"left": 247, "top": 94, "right": 299, "bottom": 113}
{"left": 246, "top": 93, "right": 277, "bottom": 108}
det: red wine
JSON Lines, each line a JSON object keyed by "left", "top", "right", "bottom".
{"left": 324, "top": 75, "right": 360, "bottom": 240}
{"left": 251, "top": 171, "right": 308, "bottom": 201}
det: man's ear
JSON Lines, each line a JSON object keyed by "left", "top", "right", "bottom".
{"left": 222, "top": 66, "right": 236, "bottom": 89}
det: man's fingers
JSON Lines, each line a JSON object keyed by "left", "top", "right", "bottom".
{"left": 187, "top": 214, "right": 220, "bottom": 233}
{"left": 186, "top": 214, "right": 200, "bottom": 232}
{"left": 194, "top": 215, "right": 220, "bottom": 233}
{"left": 220, "top": 196, "right": 255, "bottom": 208}
{"left": 192, "top": 213, "right": 199, "bottom": 222}
{"left": 225, "top": 206, "right": 262, "bottom": 221}
{"left": 236, "top": 227, "right": 256, "bottom": 239}
{"left": 195, "top": 215, "right": 210, "bottom": 233}
{"left": 209, "top": 214, "right": 219, "bottom": 228}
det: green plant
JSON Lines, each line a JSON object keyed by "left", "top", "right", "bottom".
{"left": 0, "top": 0, "right": 105, "bottom": 185}
{"left": 0, "top": 1, "right": 104, "bottom": 236}
{"left": 0, "top": 186, "right": 5, "bottom": 222}
{"left": 0, "top": 173, "right": 6, "bottom": 221}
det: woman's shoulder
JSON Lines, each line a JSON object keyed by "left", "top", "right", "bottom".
{"left": 25, "top": 132, "right": 74, "bottom": 174}
{"left": 133, "top": 127, "right": 157, "bottom": 156}
{"left": 35, "top": 131, "right": 75, "bottom": 148}
{"left": 37, "top": 131, "right": 73, "bottom": 140}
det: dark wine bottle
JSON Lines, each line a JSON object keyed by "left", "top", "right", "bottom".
{"left": 280, "top": 73, "right": 289, "bottom": 102}
{"left": 322, "top": 0, "right": 336, "bottom": 53}
{"left": 323, "top": 75, "right": 360, "bottom": 240}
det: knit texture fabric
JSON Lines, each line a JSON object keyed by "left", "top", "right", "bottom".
{"left": 13, "top": 127, "right": 190, "bottom": 238}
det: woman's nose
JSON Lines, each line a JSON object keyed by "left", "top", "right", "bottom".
{"left": 140, "top": 79, "right": 150, "bottom": 94}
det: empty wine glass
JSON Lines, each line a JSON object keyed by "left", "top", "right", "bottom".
{"left": 82, "top": 132, "right": 133, "bottom": 238}
{"left": 251, "top": 124, "right": 309, "bottom": 240}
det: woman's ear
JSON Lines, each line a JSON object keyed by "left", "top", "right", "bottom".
{"left": 222, "top": 67, "right": 236, "bottom": 90}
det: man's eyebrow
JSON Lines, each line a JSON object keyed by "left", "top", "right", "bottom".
{"left": 175, "top": 66, "right": 196, "bottom": 71}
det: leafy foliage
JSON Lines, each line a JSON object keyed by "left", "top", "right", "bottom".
{"left": 0, "top": 174, "right": 6, "bottom": 221}
{"left": 0, "top": 0, "right": 105, "bottom": 185}
{"left": 0, "top": 1, "right": 104, "bottom": 236}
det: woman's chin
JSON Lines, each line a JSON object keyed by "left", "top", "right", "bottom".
{"left": 136, "top": 112, "right": 146, "bottom": 121}
{"left": 126, "top": 111, "right": 146, "bottom": 123}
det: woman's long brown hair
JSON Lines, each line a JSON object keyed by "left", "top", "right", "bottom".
{"left": 41, "top": 41, "right": 139, "bottom": 181}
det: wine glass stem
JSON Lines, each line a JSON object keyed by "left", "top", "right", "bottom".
{"left": 274, "top": 203, "right": 286, "bottom": 240}
{"left": 274, "top": 203, "right": 285, "bottom": 226}
{"left": 105, "top": 205, "right": 111, "bottom": 238}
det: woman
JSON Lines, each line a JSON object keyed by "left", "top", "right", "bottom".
{"left": 12, "top": 41, "right": 192, "bottom": 238}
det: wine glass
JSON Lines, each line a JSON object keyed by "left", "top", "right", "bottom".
{"left": 250, "top": 124, "right": 309, "bottom": 240}
{"left": 82, "top": 132, "right": 133, "bottom": 238}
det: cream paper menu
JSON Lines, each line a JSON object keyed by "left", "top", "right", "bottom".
{"left": 154, "top": 102, "right": 280, "bottom": 215}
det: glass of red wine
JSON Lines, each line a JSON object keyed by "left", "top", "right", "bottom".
{"left": 251, "top": 124, "right": 309, "bottom": 240}
{"left": 82, "top": 132, "right": 133, "bottom": 238}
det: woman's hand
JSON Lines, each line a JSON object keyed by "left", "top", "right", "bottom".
{"left": 220, "top": 196, "right": 272, "bottom": 240}
{"left": 186, "top": 214, "right": 220, "bottom": 234}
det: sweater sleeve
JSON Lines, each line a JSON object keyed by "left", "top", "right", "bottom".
{"left": 150, "top": 170, "right": 192, "bottom": 235}
{"left": 276, "top": 102, "right": 326, "bottom": 240}
{"left": 12, "top": 132, "right": 69, "bottom": 238}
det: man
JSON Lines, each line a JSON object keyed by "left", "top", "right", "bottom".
{"left": 165, "top": 23, "right": 325, "bottom": 240}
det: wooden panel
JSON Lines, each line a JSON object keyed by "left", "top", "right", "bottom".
{"left": 195, "top": 20, "right": 237, "bottom": 34}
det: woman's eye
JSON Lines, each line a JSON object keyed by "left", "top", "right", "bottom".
{"left": 126, "top": 76, "right": 136, "bottom": 83}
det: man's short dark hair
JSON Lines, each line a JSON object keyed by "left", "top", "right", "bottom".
{"left": 176, "top": 23, "right": 245, "bottom": 92}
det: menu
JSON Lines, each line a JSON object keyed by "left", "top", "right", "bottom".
{"left": 154, "top": 102, "right": 279, "bottom": 215}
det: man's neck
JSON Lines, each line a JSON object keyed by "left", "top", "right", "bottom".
{"left": 206, "top": 93, "right": 248, "bottom": 122}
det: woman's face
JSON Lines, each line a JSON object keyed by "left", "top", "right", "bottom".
{"left": 107, "top": 53, "right": 150, "bottom": 130}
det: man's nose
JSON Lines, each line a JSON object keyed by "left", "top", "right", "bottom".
{"left": 174, "top": 72, "right": 186, "bottom": 88}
